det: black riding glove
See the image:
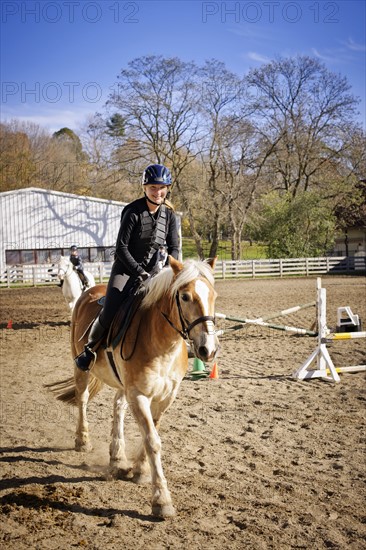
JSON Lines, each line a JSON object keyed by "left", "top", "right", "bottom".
{"left": 140, "top": 271, "right": 151, "bottom": 282}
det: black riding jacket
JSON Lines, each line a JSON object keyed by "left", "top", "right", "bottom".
{"left": 70, "top": 254, "right": 83, "bottom": 270}
{"left": 114, "top": 197, "right": 180, "bottom": 278}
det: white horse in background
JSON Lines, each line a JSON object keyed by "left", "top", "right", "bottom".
{"left": 58, "top": 256, "right": 95, "bottom": 311}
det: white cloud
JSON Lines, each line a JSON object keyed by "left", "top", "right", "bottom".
{"left": 1, "top": 103, "right": 102, "bottom": 134}
{"left": 228, "top": 26, "right": 270, "bottom": 40}
{"left": 342, "top": 37, "right": 366, "bottom": 52}
{"left": 311, "top": 48, "right": 339, "bottom": 63}
{"left": 246, "top": 52, "right": 271, "bottom": 64}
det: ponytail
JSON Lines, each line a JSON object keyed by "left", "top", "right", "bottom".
{"left": 165, "top": 197, "right": 175, "bottom": 212}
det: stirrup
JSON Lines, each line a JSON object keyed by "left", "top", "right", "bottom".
{"left": 75, "top": 346, "right": 96, "bottom": 372}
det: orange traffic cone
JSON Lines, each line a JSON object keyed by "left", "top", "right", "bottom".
{"left": 209, "top": 362, "right": 219, "bottom": 379}
{"left": 6, "top": 320, "right": 13, "bottom": 329}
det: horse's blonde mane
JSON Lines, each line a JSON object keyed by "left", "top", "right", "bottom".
{"left": 141, "top": 259, "right": 215, "bottom": 309}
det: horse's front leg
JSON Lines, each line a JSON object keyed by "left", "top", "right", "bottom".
{"left": 109, "top": 389, "right": 130, "bottom": 478}
{"left": 129, "top": 393, "right": 175, "bottom": 518}
{"left": 131, "top": 400, "right": 170, "bottom": 485}
{"left": 74, "top": 369, "right": 93, "bottom": 452}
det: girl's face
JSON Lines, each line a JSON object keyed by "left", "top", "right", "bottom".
{"left": 144, "top": 184, "right": 169, "bottom": 207}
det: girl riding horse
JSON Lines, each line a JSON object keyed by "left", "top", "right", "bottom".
{"left": 75, "top": 164, "right": 180, "bottom": 371}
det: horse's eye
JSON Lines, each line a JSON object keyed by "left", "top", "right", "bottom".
{"left": 181, "top": 293, "right": 190, "bottom": 302}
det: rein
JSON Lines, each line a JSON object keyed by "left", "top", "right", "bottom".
{"left": 161, "top": 293, "right": 215, "bottom": 340}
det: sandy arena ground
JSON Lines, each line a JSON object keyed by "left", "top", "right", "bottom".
{"left": 0, "top": 276, "right": 365, "bottom": 549}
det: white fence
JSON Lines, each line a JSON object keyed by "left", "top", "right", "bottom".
{"left": 0, "top": 256, "right": 365, "bottom": 288}
{"left": 216, "top": 256, "right": 366, "bottom": 279}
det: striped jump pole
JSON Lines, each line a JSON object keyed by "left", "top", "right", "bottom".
{"left": 215, "top": 318, "right": 317, "bottom": 337}
{"left": 216, "top": 301, "right": 317, "bottom": 337}
{"left": 325, "top": 332, "right": 366, "bottom": 341}
{"left": 293, "top": 278, "right": 366, "bottom": 383}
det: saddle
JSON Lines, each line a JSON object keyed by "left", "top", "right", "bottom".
{"left": 83, "top": 283, "right": 146, "bottom": 361}
{"left": 107, "top": 285, "right": 146, "bottom": 358}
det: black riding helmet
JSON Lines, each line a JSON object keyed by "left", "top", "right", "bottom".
{"left": 142, "top": 164, "right": 172, "bottom": 186}
{"left": 70, "top": 245, "right": 78, "bottom": 251}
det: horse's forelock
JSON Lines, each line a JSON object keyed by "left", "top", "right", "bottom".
{"left": 171, "top": 260, "right": 214, "bottom": 295}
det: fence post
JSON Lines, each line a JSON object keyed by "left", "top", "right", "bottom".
{"left": 32, "top": 267, "right": 36, "bottom": 286}
{"left": 280, "top": 259, "right": 283, "bottom": 278}
{"left": 252, "top": 260, "right": 255, "bottom": 279}
{"left": 222, "top": 261, "right": 226, "bottom": 280}
{"left": 7, "top": 268, "right": 10, "bottom": 288}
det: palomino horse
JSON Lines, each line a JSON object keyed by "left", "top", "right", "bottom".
{"left": 48, "top": 257, "right": 219, "bottom": 518}
{"left": 58, "top": 256, "right": 95, "bottom": 311}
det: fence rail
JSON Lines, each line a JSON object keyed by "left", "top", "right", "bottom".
{"left": 216, "top": 256, "right": 366, "bottom": 279}
{"left": 0, "top": 256, "right": 365, "bottom": 288}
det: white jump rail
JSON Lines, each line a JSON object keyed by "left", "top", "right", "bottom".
{"left": 215, "top": 301, "right": 317, "bottom": 337}
{"left": 293, "top": 278, "right": 366, "bottom": 383}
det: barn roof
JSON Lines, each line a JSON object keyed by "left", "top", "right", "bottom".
{"left": 0, "top": 188, "right": 128, "bottom": 269}
{"left": 0, "top": 187, "right": 126, "bottom": 207}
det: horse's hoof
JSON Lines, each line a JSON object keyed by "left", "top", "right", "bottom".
{"left": 75, "top": 440, "right": 93, "bottom": 452}
{"left": 108, "top": 464, "right": 132, "bottom": 480}
{"left": 105, "top": 467, "right": 130, "bottom": 481}
{"left": 131, "top": 471, "right": 151, "bottom": 485}
{"left": 152, "top": 503, "right": 176, "bottom": 518}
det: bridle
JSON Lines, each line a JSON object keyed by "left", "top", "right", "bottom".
{"left": 161, "top": 292, "right": 215, "bottom": 341}
{"left": 58, "top": 260, "right": 73, "bottom": 280}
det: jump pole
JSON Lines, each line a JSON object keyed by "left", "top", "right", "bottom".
{"left": 216, "top": 300, "right": 317, "bottom": 337}
{"left": 215, "top": 320, "right": 316, "bottom": 337}
{"left": 292, "top": 278, "right": 366, "bottom": 383}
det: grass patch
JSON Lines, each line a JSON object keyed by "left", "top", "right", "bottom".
{"left": 182, "top": 239, "right": 267, "bottom": 260}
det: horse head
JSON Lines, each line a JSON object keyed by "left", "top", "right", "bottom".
{"left": 58, "top": 256, "right": 66, "bottom": 280}
{"left": 144, "top": 256, "right": 219, "bottom": 363}
{"left": 57, "top": 255, "right": 72, "bottom": 281}
{"left": 170, "top": 256, "right": 219, "bottom": 362}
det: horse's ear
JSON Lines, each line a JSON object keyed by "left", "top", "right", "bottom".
{"left": 169, "top": 255, "right": 184, "bottom": 276}
{"left": 206, "top": 256, "right": 217, "bottom": 270}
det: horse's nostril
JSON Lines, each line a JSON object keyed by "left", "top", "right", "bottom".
{"left": 198, "top": 346, "right": 209, "bottom": 359}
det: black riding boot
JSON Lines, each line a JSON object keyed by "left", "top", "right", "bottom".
{"left": 79, "top": 273, "right": 88, "bottom": 291}
{"left": 75, "top": 317, "right": 106, "bottom": 371}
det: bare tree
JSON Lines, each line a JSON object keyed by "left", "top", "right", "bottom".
{"left": 197, "top": 60, "right": 253, "bottom": 258}
{"left": 107, "top": 55, "right": 208, "bottom": 256}
{"left": 221, "top": 120, "right": 260, "bottom": 260}
{"left": 246, "top": 56, "right": 361, "bottom": 197}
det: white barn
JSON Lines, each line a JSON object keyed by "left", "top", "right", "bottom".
{"left": 0, "top": 187, "right": 128, "bottom": 273}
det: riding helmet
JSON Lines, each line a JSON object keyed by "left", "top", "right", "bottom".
{"left": 142, "top": 164, "right": 172, "bottom": 185}
{"left": 70, "top": 245, "right": 78, "bottom": 251}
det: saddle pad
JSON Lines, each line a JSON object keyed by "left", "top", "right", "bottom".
{"left": 97, "top": 296, "right": 106, "bottom": 307}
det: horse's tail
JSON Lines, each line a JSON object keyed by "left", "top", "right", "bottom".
{"left": 45, "top": 375, "right": 104, "bottom": 406}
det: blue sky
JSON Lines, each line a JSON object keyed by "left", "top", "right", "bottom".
{"left": 1, "top": 0, "right": 365, "bottom": 133}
